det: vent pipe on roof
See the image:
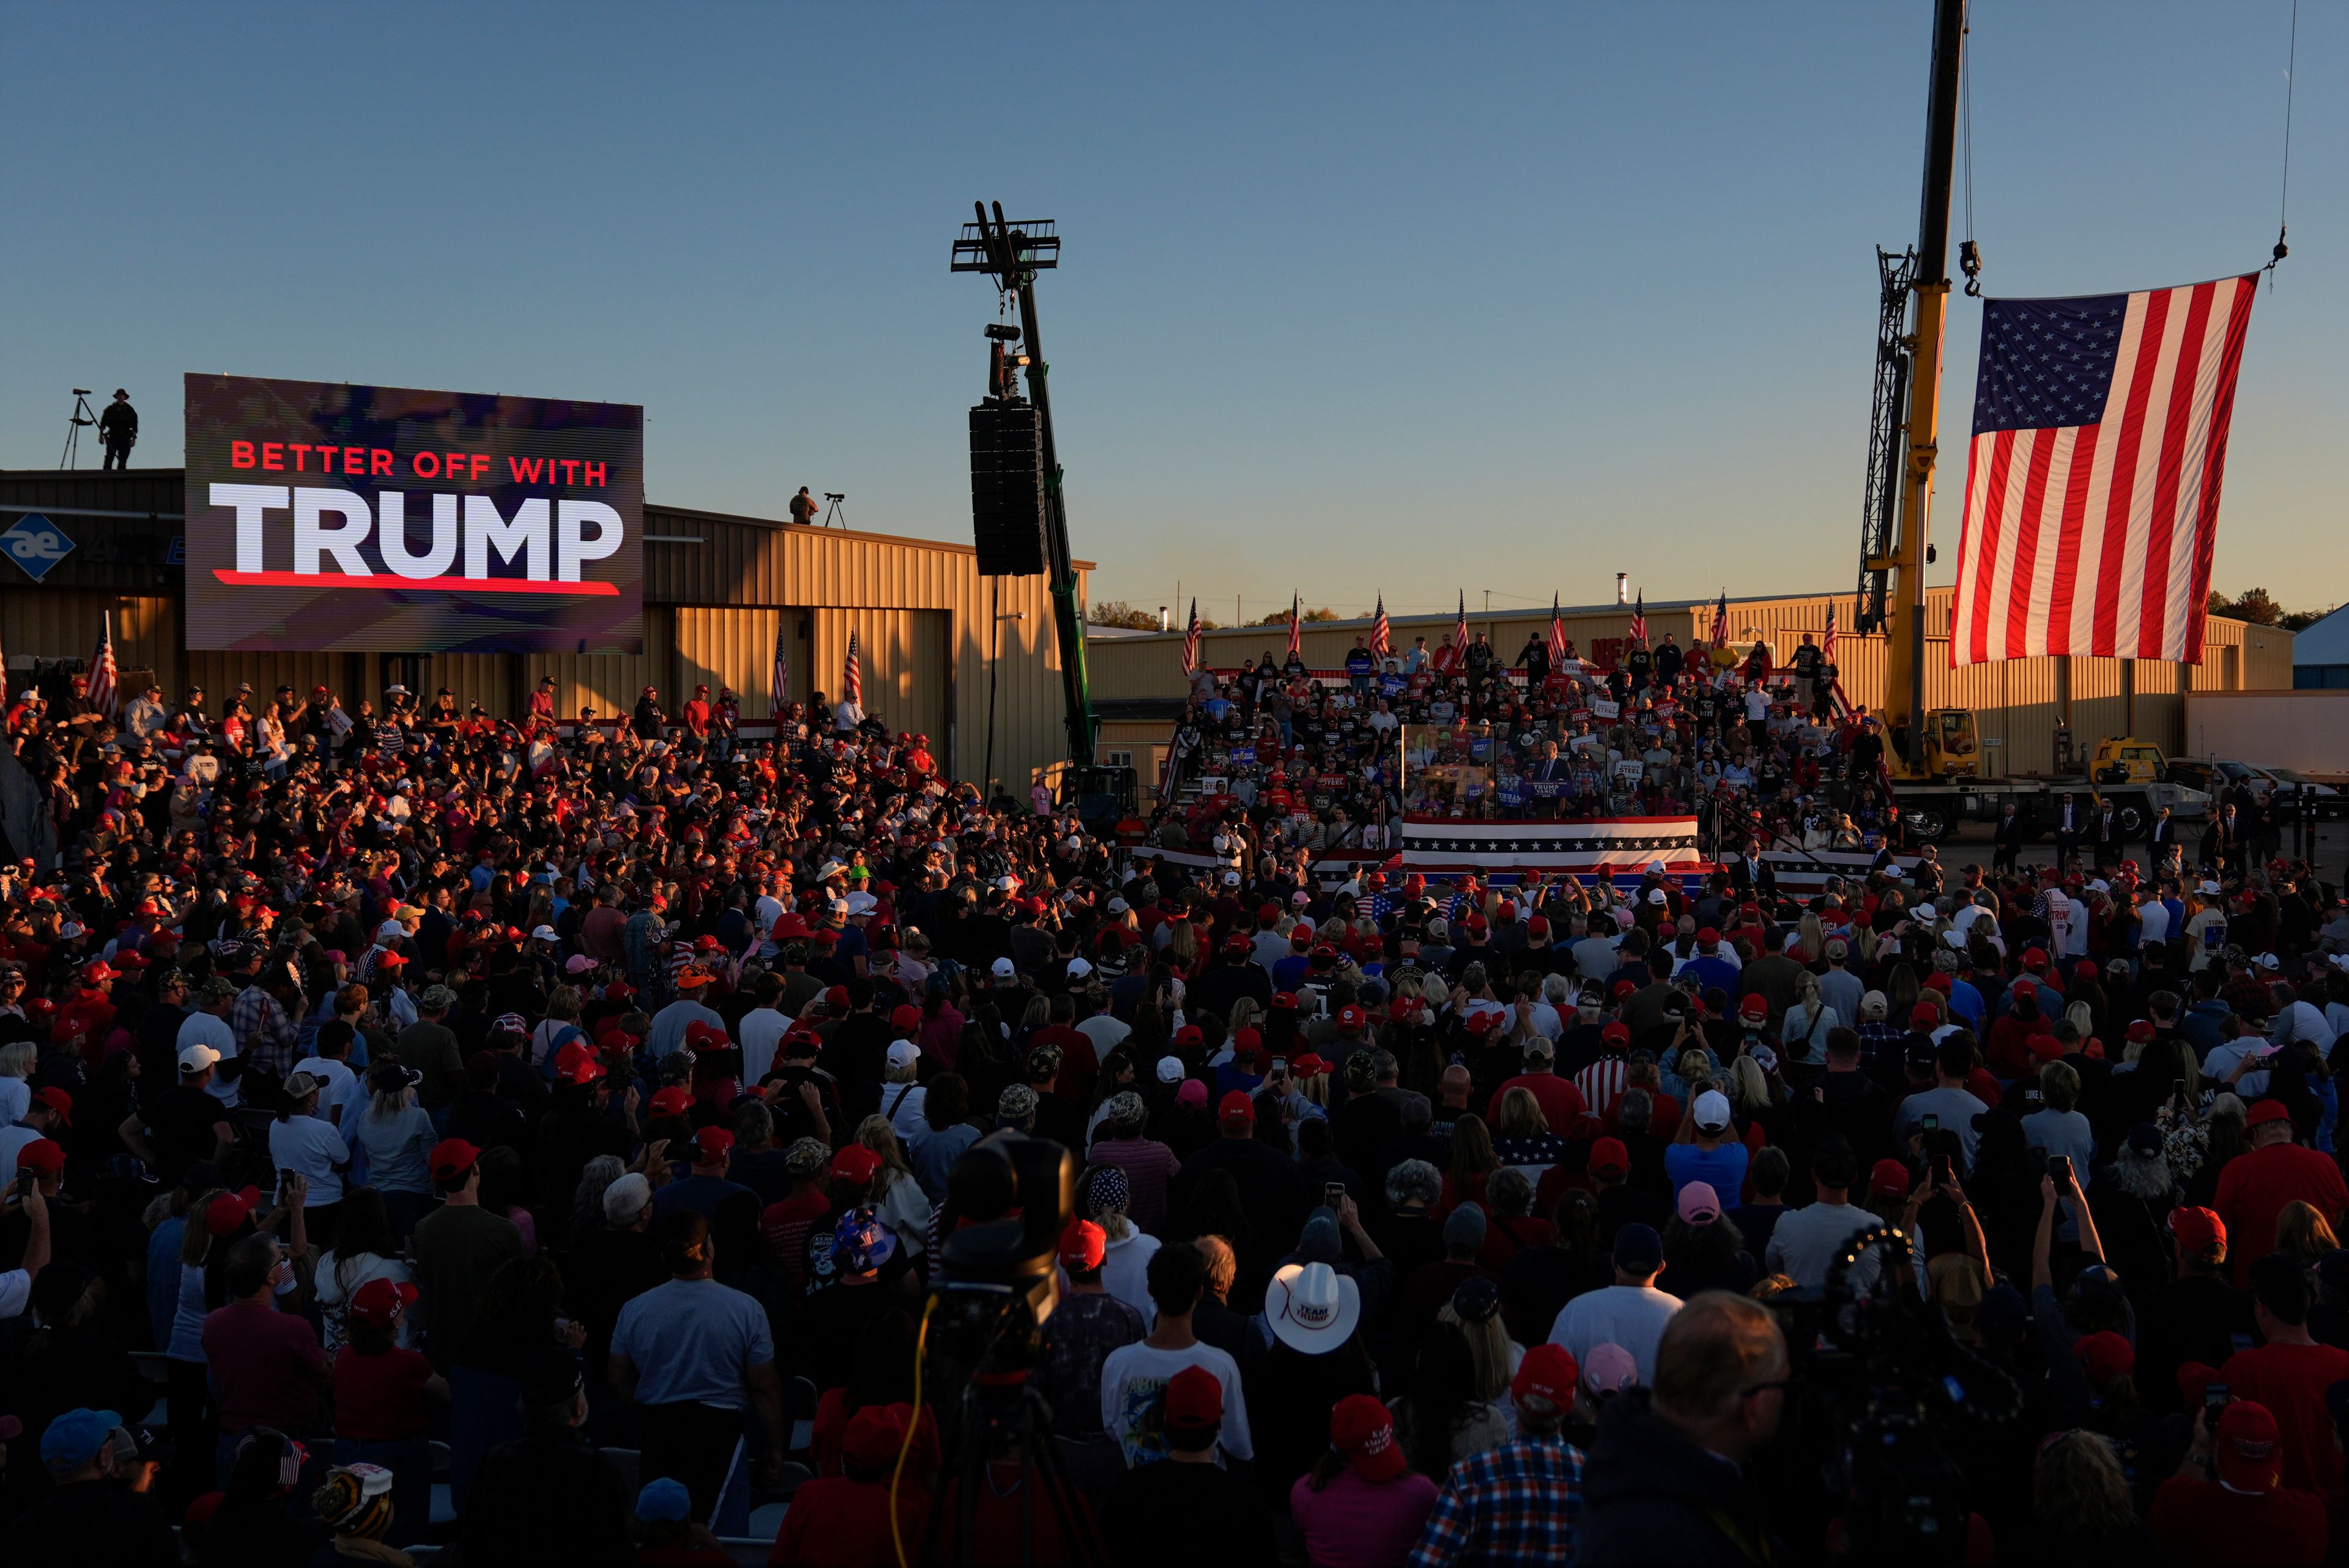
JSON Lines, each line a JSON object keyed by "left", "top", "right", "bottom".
{"left": 1616, "top": 573, "right": 1628, "bottom": 604}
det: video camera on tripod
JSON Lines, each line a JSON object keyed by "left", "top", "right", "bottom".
{"left": 901, "top": 1134, "right": 1106, "bottom": 1567}
{"left": 1762, "top": 1221, "right": 2024, "bottom": 1564}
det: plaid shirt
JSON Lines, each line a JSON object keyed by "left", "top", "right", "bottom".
{"left": 1407, "top": 1433, "right": 1584, "bottom": 1568}
{"left": 229, "top": 981, "right": 302, "bottom": 1076}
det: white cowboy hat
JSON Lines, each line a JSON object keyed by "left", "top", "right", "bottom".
{"left": 1266, "top": 1261, "right": 1360, "bottom": 1354}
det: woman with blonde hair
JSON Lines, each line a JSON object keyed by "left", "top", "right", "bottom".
{"left": 1165, "top": 916, "right": 1200, "bottom": 976}
{"left": 854, "top": 1113, "right": 931, "bottom": 1260}
{"left": 1783, "top": 971, "right": 1838, "bottom": 1066}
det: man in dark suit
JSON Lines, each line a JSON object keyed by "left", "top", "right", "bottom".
{"left": 1991, "top": 802, "right": 2027, "bottom": 874}
{"left": 2149, "top": 806, "right": 2181, "bottom": 878}
{"left": 2054, "top": 793, "right": 2081, "bottom": 870}
{"left": 2093, "top": 800, "right": 2124, "bottom": 867}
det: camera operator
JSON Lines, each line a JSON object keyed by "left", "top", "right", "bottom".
{"left": 1576, "top": 1291, "right": 1788, "bottom": 1566}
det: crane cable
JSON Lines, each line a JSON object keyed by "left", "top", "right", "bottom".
{"left": 1958, "top": 4, "right": 1983, "bottom": 297}
{"left": 2267, "top": 0, "right": 2298, "bottom": 289}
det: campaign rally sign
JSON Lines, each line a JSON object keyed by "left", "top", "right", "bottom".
{"left": 185, "top": 374, "right": 644, "bottom": 652}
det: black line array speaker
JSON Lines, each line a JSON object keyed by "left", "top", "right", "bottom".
{"left": 968, "top": 399, "right": 1048, "bottom": 576}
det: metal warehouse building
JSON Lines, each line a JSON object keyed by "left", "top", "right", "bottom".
{"left": 1086, "top": 590, "right": 2294, "bottom": 789}
{"left": 1, "top": 467, "right": 1086, "bottom": 793}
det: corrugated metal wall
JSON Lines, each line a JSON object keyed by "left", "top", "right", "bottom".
{"left": 186, "top": 648, "right": 342, "bottom": 707}
{"left": 809, "top": 609, "right": 949, "bottom": 748}
{"left": 527, "top": 606, "right": 675, "bottom": 725}
{"left": 1, "top": 589, "right": 182, "bottom": 700}
{"left": 639, "top": 510, "right": 1076, "bottom": 789}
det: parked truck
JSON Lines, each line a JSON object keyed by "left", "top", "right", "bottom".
{"left": 2181, "top": 690, "right": 2349, "bottom": 787}
{"left": 1889, "top": 732, "right": 2211, "bottom": 844}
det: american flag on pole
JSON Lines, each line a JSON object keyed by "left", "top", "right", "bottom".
{"left": 87, "top": 613, "right": 119, "bottom": 719}
{"left": 842, "top": 630, "right": 862, "bottom": 707}
{"left": 1546, "top": 594, "right": 1567, "bottom": 665}
{"left": 1453, "top": 590, "right": 1468, "bottom": 655}
{"left": 1285, "top": 593, "right": 1302, "bottom": 661}
{"left": 1181, "top": 598, "right": 1203, "bottom": 674}
{"left": 1822, "top": 600, "right": 1839, "bottom": 665}
{"left": 1369, "top": 595, "right": 1391, "bottom": 658}
{"left": 1709, "top": 591, "right": 1728, "bottom": 648}
{"left": 1628, "top": 590, "right": 1647, "bottom": 648}
{"left": 1949, "top": 274, "right": 2258, "bottom": 666}
{"left": 770, "top": 617, "right": 792, "bottom": 717}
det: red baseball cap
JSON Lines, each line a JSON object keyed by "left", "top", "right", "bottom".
{"left": 2169, "top": 1206, "right": 2226, "bottom": 1259}
{"left": 1738, "top": 994, "right": 1768, "bottom": 1023}
{"left": 1601, "top": 1020, "right": 1631, "bottom": 1047}
{"left": 1869, "top": 1158, "right": 1912, "bottom": 1198}
{"left": 1512, "top": 1342, "right": 1579, "bottom": 1408}
{"left": 2246, "top": 1099, "right": 2293, "bottom": 1129}
{"left": 2217, "top": 1400, "right": 2284, "bottom": 1492}
{"left": 13, "top": 1137, "right": 64, "bottom": 1177}
{"left": 1291, "top": 1053, "right": 1327, "bottom": 1078}
{"left": 1611, "top": 978, "right": 1637, "bottom": 1000}
{"left": 648, "top": 1087, "right": 693, "bottom": 1118}
{"left": 691, "top": 1126, "right": 735, "bottom": 1165}
{"left": 1218, "top": 1090, "right": 1256, "bottom": 1127}
{"left": 830, "top": 1145, "right": 882, "bottom": 1186}
{"left": 2073, "top": 1330, "right": 2134, "bottom": 1384}
{"left": 1058, "top": 1216, "right": 1107, "bottom": 1272}
{"left": 1336, "top": 1004, "right": 1367, "bottom": 1035}
{"left": 350, "top": 1277, "right": 420, "bottom": 1328}
{"left": 204, "top": 1184, "right": 263, "bottom": 1237}
{"left": 1589, "top": 1137, "right": 1630, "bottom": 1176}
{"left": 1162, "top": 1365, "right": 1223, "bottom": 1434}
{"left": 430, "top": 1139, "right": 481, "bottom": 1183}
{"left": 552, "top": 1040, "right": 606, "bottom": 1086}
{"left": 1271, "top": 992, "right": 1300, "bottom": 1011}
{"left": 31, "top": 1087, "right": 72, "bottom": 1127}
{"left": 1329, "top": 1394, "right": 1406, "bottom": 1482}
{"left": 1910, "top": 1002, "right": 1940, "bottom": 1030}
{"left": 891, "top": 1004, "right": 922, "bottom": 1033}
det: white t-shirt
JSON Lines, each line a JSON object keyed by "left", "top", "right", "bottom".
{"left": 268, "top": 1113, "right": 351, "bottom": 1204}
{"left": 1764, "top": 1199, "right": 1883, "bottom": 1292}
{"left": 1099, "top": 1231, "right": 1163, "bottom": 1330}
{"left": 178, "top": 1011, "right": 241, "bottom": 1107}
{"left": 1099, "top": 1339, "right": 1254, "bottom": 1466}
{"left": 292, "top": 1057, "right": 365, "bottom": 1130}
{"left": 737, "top": 1007, "right": 793, "bottom": 1085}
{"left": 0, "top": 1078, "right": 28, "bottom": 1128}
{"left": 1548, "top": 1284, "right": 1683, "bottom": 1386}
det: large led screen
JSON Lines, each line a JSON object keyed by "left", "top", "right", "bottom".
{"left": 184, "top": 374, "right": 644, "bottom": 652}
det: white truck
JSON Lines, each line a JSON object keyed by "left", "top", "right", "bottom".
{"left": 2181, "top": 690, "right": 2349, "bottom": 787}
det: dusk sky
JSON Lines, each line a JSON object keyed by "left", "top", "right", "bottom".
{"left": 4, "top": 2, "right": 2337, "bottom": 620}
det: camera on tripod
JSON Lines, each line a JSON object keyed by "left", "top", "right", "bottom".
{"left": 1761, "top": 1221, "right": 2023, "bottom": 1564}
{"left": 914, "top": 1134, "right": 1106, "bottom": 1566}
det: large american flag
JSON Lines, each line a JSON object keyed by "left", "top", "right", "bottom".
{"left": 842, "top": 630, "right": 862, "bottom": 707}
{"left": 1369, "top": 595, "right": 1390, "bottom": 658}
{"left": 1628, "top": 590, "right": 1646, "bottom": 648}
{"left": 1181, "top": 597, "right": 1202, "bottom": 674}
{"left": 87, "top": 614, "right": 119, "bottom": 719}
{"left": 1285, "top": 592, "right": 1302, "bottom": 661}
{"left": 770, "top": 617, "right": 792, "bottom": 717}
{"left": 1546, "top": 593, "right": 1568, "bottom": 664}
{"left": 1949, "top": 274, "right": 2258, "bottom": 666}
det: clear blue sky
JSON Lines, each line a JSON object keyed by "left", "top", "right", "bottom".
{"left": 4, "top": 2, "right": 2338, "bottom": 621}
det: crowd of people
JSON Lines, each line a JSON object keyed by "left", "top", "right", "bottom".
{"left": 1163, "top": 627, "right": 1912, "bottom": 857}
{"left": 1, "top": 653, "right": 2347, "bottom": 1566}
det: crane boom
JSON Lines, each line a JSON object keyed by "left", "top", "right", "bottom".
{"left": 1875, "top": 0, "right": 1966, "bottom": 775}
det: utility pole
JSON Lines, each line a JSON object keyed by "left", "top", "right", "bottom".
{"left": 1877, "top": 0, "right": 1966, "bottom": 772}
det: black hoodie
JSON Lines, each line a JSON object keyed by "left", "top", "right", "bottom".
{"left": 1578, "top": 1392, "right": 1781, "bottom": 1567}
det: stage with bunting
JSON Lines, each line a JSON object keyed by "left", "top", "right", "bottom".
{"left": 1394, "top": 816, "right": 1702, "bottom": 873}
